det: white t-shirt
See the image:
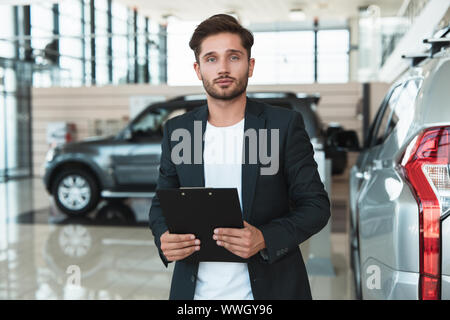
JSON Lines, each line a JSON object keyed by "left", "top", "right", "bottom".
{"left": 193, "top": 117, "right": 254, "bottom": 300}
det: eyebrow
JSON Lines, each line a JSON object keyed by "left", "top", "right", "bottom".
{"left": 201, "top": 49, "right": 244, "bottom": 59}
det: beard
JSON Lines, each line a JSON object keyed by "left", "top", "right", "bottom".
{"left": 202, "top": 71, "right": 249, "bottom": 101}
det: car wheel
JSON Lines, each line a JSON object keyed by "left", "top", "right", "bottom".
{"left": 52, "top": 169, "right": 100, "bottom": 217}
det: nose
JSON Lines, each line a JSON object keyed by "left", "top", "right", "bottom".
{"left": 217, "top": 58, "right": 230, "bottom": 75}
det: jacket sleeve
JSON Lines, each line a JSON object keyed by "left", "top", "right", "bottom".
{"left": 258, "top": 111, "right": 331, "bottom": 264}
{"left": 148, "top": 119, "right": 180, "bottom": 267}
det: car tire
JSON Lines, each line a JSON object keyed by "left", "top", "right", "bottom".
{"left": 52, "top": 168, "right": 100, "bottom": 217}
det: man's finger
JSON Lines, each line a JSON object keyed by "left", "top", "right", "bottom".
{"left": 165, "top": 246, "right": 200, "bottom": 260}
{"left": 218, "top": 241, "right": 249, "bottom": 258}
{"left": 162, "top": 239, "right": 200, "bottom": 250}
{"left": 213, "top": 234, "right": 248, "bottom": 247}
{"left": 163, "top": 233, "right": 196, "bottom": 243}
{"left": 214, "top": 227, "right": 246, "bottom": 237}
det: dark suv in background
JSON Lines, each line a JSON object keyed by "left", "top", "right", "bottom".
{"left": 43, "top": 92, "right": 348, "bottom": 216}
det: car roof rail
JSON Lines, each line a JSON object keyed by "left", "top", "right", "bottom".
{"left": 171, "top": 94, "right": 207, "bottom": 101}
{"left": 296, "top": 93, "right": 320, "bottom": 104}
{"left": 423, "top": 38, "right": 450, "bottom": 56}
{"left": 247, "top": 91, "right": 298, "bottom": 98}
{"left": 432, "top": 25, "right": 450, "bottom": 39}
{"left": 401, "top": 54, "right": 429, "bottom": 67}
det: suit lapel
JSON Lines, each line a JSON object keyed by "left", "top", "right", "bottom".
{"left": 190, "top": 104, "right": 208, "bottom": 187}
{"left": 242, "top": 99, "right": 265, "bottom": 222}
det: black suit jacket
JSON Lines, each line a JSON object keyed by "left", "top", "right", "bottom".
{"left": 149, "top": 97, "right": 331, "bottom": 300}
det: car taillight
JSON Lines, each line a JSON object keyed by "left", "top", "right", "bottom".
{"left": 400, "top": 126, "right": 450, "bottom": 300}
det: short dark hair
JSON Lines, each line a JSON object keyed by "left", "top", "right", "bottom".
{"left": 189, "top": 14, "right": 254, "bottom": 63}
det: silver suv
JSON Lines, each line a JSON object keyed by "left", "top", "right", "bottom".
{"left": 339, "top": 29, "right": 450, "bottom": 299}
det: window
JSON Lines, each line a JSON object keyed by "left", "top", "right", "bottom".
{"left": 127, "top": 8, "right": 136, "bottom": 83}
{"left": 372, "top": 78, "right": 422, "bottom": 146}
{"left": 251, "top": 31, "right": 315, "bottom": 84}
{"left": 83, "top": 0, "right": 91, "bottom": 85}
{"left": 317, "top": 29, "right": 349, "bottom": 83}
{"left": 393, "top": 78, "right": 423, "bottom": 144}
{"left": 30, "top": 3, "right": 56, "bottom": 87}
{"left": 148, "top": 22, "right": 165, "bottom": 84}
{"left": 112, "top": 2, "right": 129, "bottom": 84}
{"left": 166, "top": 20, "right": 349, "bottom": 85}
{"left": 31, "top": 3, "right": 54, "bottom": 52}
{"left": 131, "top": 108, "right": 169, "bottom": 138}
{"left": 95, "top": 0, "right": 109, "bottom": 85}
{"left": 136, "top": 14, "right": 147, "bottom": 83}
{"left": 167, "top": 18, "right": 200, "bottom": 85}
{"left": 59, "top": 0, "right": 84, "bottom": 86}
{"left": 371, "top": 84, "right": 403, "bottom": 146}
{"left": 0, "top": 5, "right": 15, "bottom": 59}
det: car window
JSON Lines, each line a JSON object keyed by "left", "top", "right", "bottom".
{"left": 131, "top": 108, "right": 169, "bottom": 137}
{"left": 364, "top": 86, "right": 394, "bottom": 148}
{"left": 132, "top": 107, "right": 190, "bottom": 138}
{"left": 394, "top": 78, "right": 423, "bottom": 144}
{"left": 383, "top": 78, "right": 422, "bottom": 141}
{"left": 370, "top": 84, "right": 403, "bottom": 147}
{"left": 161, "top": 108, "right": 187, "bottom": 128}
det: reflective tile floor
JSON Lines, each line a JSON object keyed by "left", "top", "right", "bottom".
{"left": 0, "top": 178, "right": 355, "bottom": 300}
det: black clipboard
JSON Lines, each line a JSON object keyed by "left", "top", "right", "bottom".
{"left": 156, "top": 187, "right": 247, "bottom": 263}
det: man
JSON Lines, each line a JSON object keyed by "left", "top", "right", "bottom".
{"left": 149, "top": 14, "right": 330, "bottom": 300}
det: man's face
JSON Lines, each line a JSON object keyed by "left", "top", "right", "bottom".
{"left": 194, "top": 32, "right": 255, "bottom": 101}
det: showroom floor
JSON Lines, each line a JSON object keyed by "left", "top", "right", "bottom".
{"left": 0, "top": 177, "right": 355, "bottom": 300}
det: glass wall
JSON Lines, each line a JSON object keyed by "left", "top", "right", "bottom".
{"left": 59, "top": 0, "right": 84, "bottom": 86}
{"left": 0, "top": 5, "right": 15, "bottom": 59}
{"left": 0, "top": 5, "right": 33, "bottom": 181}
{"left": 94, "top": 0, "right": 109, "bottom": 85}
{"left": 111, "top": 1, "right": 128, "bottom": 84}
{"left": 0, "top": 0, "right": 163, "bottom": 181}
{"left": 251, "top": 31, "right": 316, "bottom": 84}
{"left": 317, "top": 29, "right": 349, "bottom": 83}
{"left": 30, "top": 2, "right": 56, "bottom": 87}
{"left": 0, "top": 0, "right": 353, "bottom": 180}
{"left": 166, "top": 18, "right": 350, "bottom": 85}
{"left": 136, "top": 13, "right": 148, "bottom": 83}
{"left": 0, "top": 61, "right": 32, "bottom": 181}
{"left": 166, "top": 18, "right": 200, "bottom": 86}
{"left": 148, "top": 21, "right": 164, "bottom": 84}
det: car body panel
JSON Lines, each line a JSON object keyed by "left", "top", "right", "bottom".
{"left": 442, "top": 275, "right": 450, "bottom": 299}
{"left": 361, "top": 258, "right": 419, "bottom": 300}
{"left": 350, "top": 45, "right": 450, "bottom": 299}
{"left": 357, "top": 165, "right": 420, "bottom": 273}
{"left": 442, "top": 216, "right": 450, "bottom": 276}
{"left": 110, "top": 138, "right": 162, "bottom": 187}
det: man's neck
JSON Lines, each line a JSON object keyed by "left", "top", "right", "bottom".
{"left": 206, "top": 93, "right": 246, "bottom": 127}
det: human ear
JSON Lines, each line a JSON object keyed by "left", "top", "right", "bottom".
{"left": 248, "top": 58, "right": 255, "bottom": 78}
{"left": 193, "top": 61, "right": 202, "bottom": 80}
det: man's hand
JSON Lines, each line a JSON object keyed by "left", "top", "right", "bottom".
{"left": 213, "top": 221, "right": 266, "bottom": 259}
{"left": 160, "top": 231, "right": 200, "bottom": 262}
